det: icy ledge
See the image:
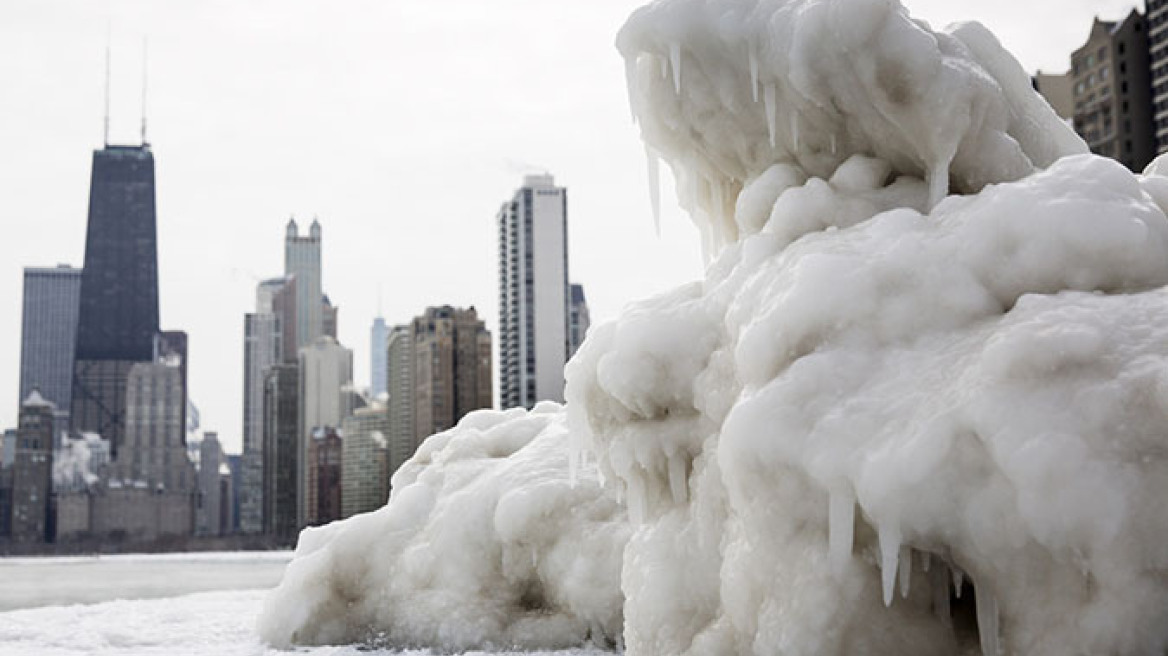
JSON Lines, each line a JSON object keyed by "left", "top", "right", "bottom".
{"left": 261, "top": 0, "right": 1168, "bottom": 654}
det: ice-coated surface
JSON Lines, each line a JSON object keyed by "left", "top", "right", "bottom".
{"left": 259, "top": 406, "right": 629, "bottom": 650}
{"left": 261, "top": 0, "right": 1168, "bottom": 654}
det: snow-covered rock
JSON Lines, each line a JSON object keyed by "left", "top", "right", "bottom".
{"left": 260, "top": 1, "right": 1168, "bottom": 654}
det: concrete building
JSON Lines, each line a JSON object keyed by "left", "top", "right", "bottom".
{"left": 263, "top": 363, "right": 299, "bottom": 542}
{"left": 497, "top": 174, "right": 570, "bottom": 409}
{"left": 9, "top": 393, "right": 55, "bottom": 544}
{"left": 1071, "top": 12, "right": 1155, "bottom": 171}
{"left": 19, "top": 265, "right": 82, "bottom": 428}
{"left": 196, "top": 432, "right": 222, "bottom": 536}
{"left": 240, "top": 276, "right": 295, "bottom": 535}
{"left": 323, "top": 295, "right": 338, "bottom": 340}
{"left": 298, "top": 336, "right": 353, "bottom": 527}
{"left": 285, "top": 218, "right": 323, "bottom": 352}
{"left": 114, "top": 357, "right": 195, "bottom": 494}
{"left": 568, "top": 283, "right": 591, "bottom": 359}
{"left": 1033, "top": 72, "right": 1074, "bottom": 120}
{"left": 371, "top": 316, "right": 388, "bottom": 398}
{"left": 412, "top": 306, "right": 492, "bottom": 441}
{"left": 341, "top": 405, "right": 389, "bottom": 518}
{"left": 307, "top": 428, "right": 343, "bottom": 526}
{"left": 1149, "top": 0, "right": 1168, "bottom": 153}
{"left": 386, "top": 325, "right": 415, "bottom": 484}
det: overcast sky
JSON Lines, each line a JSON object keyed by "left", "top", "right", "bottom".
{"left": 0, "top": 0, "right": 1140, "bottom": 452}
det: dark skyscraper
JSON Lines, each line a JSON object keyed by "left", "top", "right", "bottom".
{"left": 71, "top": 144, "right": 160, "bottom": 456}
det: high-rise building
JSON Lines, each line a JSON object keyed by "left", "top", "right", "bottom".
{"left": 322, "top": 295, "right": 338, "bottom": 340}
{"left": 497, "top": 174, "right": 570, "bottom": 409}
{"left": 1071, "top": 12, "right": 1155, "bottom": 171}
{"left": 71, "top": 144, "right": 160, "bottom": 457}
{"left": 307, "top": 428, "right": 343, "bottom": 526}
{"left": 10, "top": 392, "right": 55, "bottom": 544}
{"left": 298, "top": 337, "right": 353, "bottom": 527}
{"left": 285, "top": 218, "right": 323, "bottom": 352}
{"left": 19, "top": 265, "right": 82, "bottom": 428}
{"left": 341, "top": 404, "right": 389, "bottom": 518}
{"left": 568, "top": 283, "right": 591, "bottom": 359}
{"left": 262, "top": 363, "right": 299, "bottom": 542}
{"left": 1150, "top": 0, "right": 1168, "bottom": 153}
{"left": 240, "top": 276, "right": 295, "bottom": 534}
{"left": 196, "top": 432, "right": 223, "bottom": 536}
{"left": 371, "top": 316, "right": 388, "bottom": 398}
{"left": 386, "top": 325, "right": 415, "bottom": 485}
{"left": 412, "top": 306, "right": 492, "bottom": 441}
{"left": 115, "top": 357, "right": 194, "bottom": 493}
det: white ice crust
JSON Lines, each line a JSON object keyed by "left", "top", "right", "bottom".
{"left": 260, "top": 1, "right": 1168, "bottom": 654}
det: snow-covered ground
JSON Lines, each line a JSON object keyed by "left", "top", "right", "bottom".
{"left": 0, "top": 552, "right": 612, "bottom": 656}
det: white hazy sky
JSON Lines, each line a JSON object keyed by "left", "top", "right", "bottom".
{"left": 0, "top": 0, "right": 1139, "bottom": 453}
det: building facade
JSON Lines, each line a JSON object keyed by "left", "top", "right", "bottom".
{"left": 263, "top": 363, "right": 299, "bottom": 542}
{"left": 19, "top": 265, "right": 82, "bottom": 427}
{"left": 497, "top": 174, "right": 570, "bottom": 409}
{"left": 1150, "top": 0, "right": 1168, "bottom": 153}
{"left": 307, "top": 428, "right": 343, "bottom": 526}
{"left": 9, "top": 393, "right": 55, "bottom": 544}
{"left": 341, "top": 405, "right": 389, "bottom": 518}
{"left": 568, "top": 283, "right": 591, "bottom": 359}
{"left": 412, "top": 306, "right": 492, "bottom": 441}
{"left": 196, "top": 432, "right": 222, "bottom": 536}
{"left": 386, "top": 325, "right": 415, "bottom": 486}
{"left": 297, "top": 336, "right": 353, "bottom": 527}
{"left": 371, "top": 316, "right": 388, "bottom": 398}
{"left": 1071, "top": 12, "right": 1155, "bottom": 171}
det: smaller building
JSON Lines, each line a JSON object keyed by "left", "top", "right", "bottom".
{"left": 1033, "top": 71, "right": 1074, "bottom": 120}
{"left": 263, "top": 363, "right": 300, "bottom": 542}
{"left": 568, "top": 283, "right": 591, "bottom": 359}
{"left": 10, "top": 392, "right": 56, "bottom": 544}
{"left": 308, "top": 428, "right": 343, "bottom": 526}
{"left": 196, "top": 432, "right": 223, "bottom": 537}
{"left": 341, "top": 405, "right": 389, "bottom": 518}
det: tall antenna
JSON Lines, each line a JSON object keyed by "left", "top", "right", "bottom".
{"left": 103, "top": 26, "right": 111, "bottom": 146}
{"left": 140, "top": 37, "right": 148, "bottom": 145}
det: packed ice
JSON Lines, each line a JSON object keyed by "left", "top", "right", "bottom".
{"left": 260, "top": 0, "right": 1168, "bottom": 654}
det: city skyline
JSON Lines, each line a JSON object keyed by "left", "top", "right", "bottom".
{"left": 0, "top": 0, "right": 1141, "bottom": 452}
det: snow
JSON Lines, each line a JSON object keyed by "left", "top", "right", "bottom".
{"left": 260, "top": 0, "right": 1168, "bottom": 654}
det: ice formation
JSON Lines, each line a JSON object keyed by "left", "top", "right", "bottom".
{"left": 261, "top": 0, "right": 1168, "bottom": 654}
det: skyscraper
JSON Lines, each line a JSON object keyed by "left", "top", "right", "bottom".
{"left": 297, "top": 336, "right": 353, "bottom": 527}
{"left": 262, "top": 363, "right": 299, "bottom": 542}
{"left": 341, "top": 404, "right": 389, "bottom": 518}
{"left": 412, "top": 306, "right": 492, "bottom": 440}
{"left": 371, "top": 316, "right": 388, "bottom": 398}
{"left": 240, "top": 276, "right": 295, "bottom": 534}
{"left": 568, "top": 283, "right": 591, "bottom": 359}
{"left": 285, "top": 219, "right": 323, "bottom": 352}
{"left": 71, "top": 144, "right": 160, "bottom": 456}
{"left": 10, "top": 392, "right": 55, "bottom": 544}
{"left": 385, "top": 325, "right": 415, "bottom": 484}
{"left": 19, "top": 265, "right": 82, "bottom": 427}
{"left": 497, "top": 174, "right": 570, "bottom": 410}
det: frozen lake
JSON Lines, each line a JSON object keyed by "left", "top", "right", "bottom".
{"left": 0, "top": 551, "right": 612, "bottom": 656}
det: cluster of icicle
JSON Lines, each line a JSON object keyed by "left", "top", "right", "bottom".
{"left": 260, "top": 0, "right": 1168, "bottom": 654}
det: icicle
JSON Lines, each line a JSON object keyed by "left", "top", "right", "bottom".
{"left": 625, "top": 57, "right": 639, "bottom": 124}
{"left": 791, "top": 113, "right": 800, "bottom": 151}
{"left": 764, "top": 83, "right": 777, "bottom": 148}
{"left": 921, "top": 552, "right": 931, "bottom": 573}
{"left": 670, "top": 42, "right": 682, "bottom": 95}
{"left": 976, "top": 588, "right": 1001, "bottom": 656}
{"left": 898, "top": 546, "right": 912, "bottom": 598}
{"left": 749, "top": 48, "right": 759, "bottom": 103}
{"left": 878, "top": 526, "right": 900, "bottom": 607}
{"left": 828, "top": 491, "right": 855, "bottom": 578}
{"left": 830, "top": 133, "right": 837, "bottom": 155}
{"left": 667, "top": 454, "right": 687, "bottom": 504}
{"left": 953, "top": 567, "right": 964, "bottom": 599}
{"left": 931, "top": 566, "right": 951, "bottom": 626}
{"left": 646, "top": 145, "right": 661, "bottom": 235}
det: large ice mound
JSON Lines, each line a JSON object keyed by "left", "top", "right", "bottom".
{"left": 260, "top": 0, "right": 1168, "bottom": 654}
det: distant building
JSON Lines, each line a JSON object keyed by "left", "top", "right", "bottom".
{"left": 262, "top": 363, "right": 299, "bottom": 542}
{"left": 71, "top": 144, "right": 161, "bottom": 457}
{"left": 1071, "top": 12, "right": 1155, "bottom": 171}
{"left": 371, "top": 316, "right": 388, "bottom": 398}
{"left": 240, "top": 276, "right": 295, "bottom": 535}
{"left": 386, "top": 325, "right": 415, "bottom": 485}
{"left": 1033, "top": 71, "right": 1074, "bottom": 120}
{"left": 285, "top": 218, "right": 323, "bottom": 352}
{"left": 341, "top": 405, "right": 389, "bottom": 518}
{"left": 412, "top": 306, "right": 492, "bottom": 441}
{"left": 196, "top": 433, "right": 222, "bottom": 536}
{"left": 308, "top": 428, "right": 343, "bottom": 526}
{"left": 322, "top": 295, "right": 338, "bottom": 340}
{"left": 568, "top": 283, "right": 591, "bottom": 359}
{"left": 9, "top": 393, "right": 55, "bottom": 544}
{"left": 19, "top": 265, "right": 82, "bottom": 428}
{"left": 225, "top": 453, "right": 242, "bottom": 534}
{"left": 297, "top": 337, "right": 353, "bottom": 527}
{"left": 218, "top": 459, "right": 236, "bottom": 536}
{"left": 1150, "top": 0, "right": 1168, "bottom": 153}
